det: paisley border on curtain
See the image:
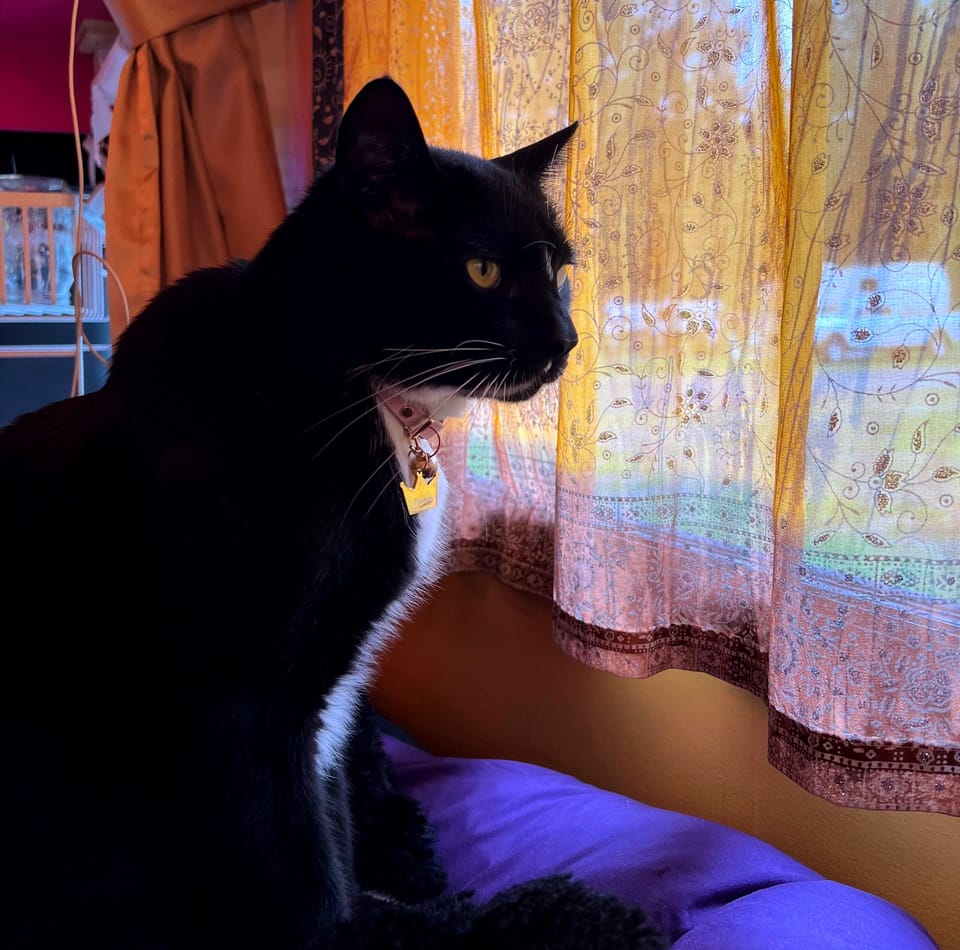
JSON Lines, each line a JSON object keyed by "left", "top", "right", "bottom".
{"left": 311, "top": 0, "right": 344, "bottom": 174}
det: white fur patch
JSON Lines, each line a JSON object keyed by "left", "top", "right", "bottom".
{"left": 313, "top": 388, "right": 457, "bottom": 774}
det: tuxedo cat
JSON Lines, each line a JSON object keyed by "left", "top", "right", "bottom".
{"left": 0, "top": 78, "right": 663, "bottom": 948}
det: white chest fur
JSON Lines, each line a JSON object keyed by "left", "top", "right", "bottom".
{"left": 313, "top": 391, "right": 459, "bottom": 774}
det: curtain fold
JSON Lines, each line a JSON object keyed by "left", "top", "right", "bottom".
{"left": 345, "top": 0, "right": 960, "bottom": 814}
{"left": 103, "top": 0, "right": 288, "bottom": 336}
{"left": 553, "top": 0, "right": 788, "bottom": 688}
{"left": 767, "top": 0, "right": 960, "bottom": 813}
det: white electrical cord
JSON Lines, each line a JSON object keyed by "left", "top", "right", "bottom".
{"left": 68, "top": 0, "right": 130, "bottom": 397}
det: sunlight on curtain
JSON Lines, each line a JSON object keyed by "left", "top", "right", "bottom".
{"left": 768, "top": 0, "right": 960, "bottom": 812}
{"left": 345, "top": 0, "right": 959, "bottom": 814}
{"left": 346, "top": 0, "right": 575, "bottom": 593}
{"left": 562, "top": 0, "right": 959, "bottom": 814}
{"left": 555, "top": 1, "right": 788, "bottom": 687}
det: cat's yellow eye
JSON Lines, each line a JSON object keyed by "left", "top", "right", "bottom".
{"left": 556, "top": 264, "right": 573, "bottom": 291}
{"left": 466, "top": 258, "right": 501, "bottom": 289}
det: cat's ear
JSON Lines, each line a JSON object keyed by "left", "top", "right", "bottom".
{"left": 334, "top": 77, "right": 437, "bottom": 234}
{"left": 493, "top": 122, "right": 579, "bottom": 181}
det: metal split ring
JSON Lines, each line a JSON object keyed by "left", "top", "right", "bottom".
{"left": 417, "top": 423, "right": 442, "bottom": 458}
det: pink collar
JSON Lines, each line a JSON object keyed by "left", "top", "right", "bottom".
{"left": 377, "top": 387, "right": 444, "bottom": 440}
{"left": 377, "top": 386, "right": 444, "bottom": 514}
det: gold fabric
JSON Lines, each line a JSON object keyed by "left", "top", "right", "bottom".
{"left": 346, "top": 1, "right": 575, "bottom": 592}
{"left": 347, "top": 0, "right": 960, "bottom": 813}
{"left": 103, "top": 0, "right": 287, "bottom": 336}
{"left": 767, "top": 1, "right": 959, "bottom": 811}
{"left": 105, "top": 0, "right": 266, "bottom": 47}
{"left": 344, "top": 0, "right": 481, "bottom": 152}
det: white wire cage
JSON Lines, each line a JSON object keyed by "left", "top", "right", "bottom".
{"left": 0, "top": 185, "right": 107, "bottom": 322}
{"left": 0, "top": 181, "right": 110, "bottom": 397}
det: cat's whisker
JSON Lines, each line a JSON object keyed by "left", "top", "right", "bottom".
{"left": 355, "top": 372, "right": 485, "bottom": 522}
{"left": 377, "top": 339, "right": 505, "bottom": 360}
{"left": 458, "top": 338, "right": 507, "bottom": 349}
{"left": 463, "top": 373, "right": 490, "bottom": 406}
{"left": 455, "top": 374, "right": 491, "bottom": 429}
{"left": 521, "top": 239, "right": 556, "bottom": 253}
{"left": 304, "top": 391, "right": 375, "bottom": 438}
{"left": 381, "top": 357, "right": 505, "bottom": 395}
{"left": 455, "top": 338, "right": 507, "bottom": 351}
{"left": 347, "top": 340, "right": 508, "bottom": 382}
{"left": 308, "top": 356, "right": 498, "bottom": 436}
{"left": 480, "top": 372, "right": 504, "bottom": 402}
{"left": 381, "top": 344, "right": 504, "bottom": 355}
{"left": 350, "top": 343, "right": 503, "bottom": 377}
{"left": 348, "top": 348, "right": 416, "bottom": 377}
{"left": 340, "top": 449, "right": 403, "bottom": 525}
{"left": 309, "top": 358, "right": 507, "bottom": 460}
{"left": 357, "top": 467, "right": 403, "bottom": 524}
{"left": 435, "top": 372, "right": 480, "bottom": 418}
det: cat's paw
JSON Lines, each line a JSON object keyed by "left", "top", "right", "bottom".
{"left": 468, "top": 874, "right": 666, "bottom": 949}
{"left": 329, "top": 890, "right": 476, "bottom": 949}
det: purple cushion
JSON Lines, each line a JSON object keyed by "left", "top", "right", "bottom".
{"left": 384, "top": 736, "right": 938, "bottom": 948}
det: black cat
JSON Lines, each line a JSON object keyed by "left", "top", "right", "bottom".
{"left": 0, "top": 78, "right": 664, "bottom": 949}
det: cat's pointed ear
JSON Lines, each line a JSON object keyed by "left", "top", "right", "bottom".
{"left": 334, "top": 77, "right": 437, "bottom": 233}
{"left": 493, "top": 122, "right": 579, "bottom": 180}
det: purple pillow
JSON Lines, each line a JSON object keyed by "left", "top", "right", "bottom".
{"left": 384, "top": 736, "right": 938, "bottom": 949}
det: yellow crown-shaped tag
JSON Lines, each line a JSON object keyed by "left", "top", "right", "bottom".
{"left": 400, "top": 470, "right": 439, "bottom": 515}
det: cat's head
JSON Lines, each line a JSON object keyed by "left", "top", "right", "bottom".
{"left": 332, "top": 77, "right": 578, "bottom": 407}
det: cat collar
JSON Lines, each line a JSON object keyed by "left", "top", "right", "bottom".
{"left": 378, "top": 387, "right": 444, "bottom": 515}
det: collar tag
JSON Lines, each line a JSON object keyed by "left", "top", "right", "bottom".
{"left": 378, "top": 386, "right": 444, "bottom": 516}
{"left": 400, "top": 470, "right": 439, "bottom": 515}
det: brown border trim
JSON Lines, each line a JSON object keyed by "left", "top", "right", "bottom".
{"left": 452, "top": 536, "right": 554, "bottom": 600}
{"left": 445, "top": 533, "right": 960, "bottom": 814}
{"left": 552, "top": 605, "right": 769, "bottom": 698}
{"left": 769, "top": 707, "right": 960, "bottom": 815}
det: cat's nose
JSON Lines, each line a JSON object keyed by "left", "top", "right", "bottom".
{"left": 549, "top": 331, "right": 578, "bottom": 359}
{"left": 558, "top": 333, "right": 578, "bottom": 357}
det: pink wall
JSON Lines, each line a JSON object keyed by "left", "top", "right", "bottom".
{"left": 0, "top": 0, "right": 111, "bottom": 133}
{"left": 0, "top": 42, "right": 97, "bottom": 133}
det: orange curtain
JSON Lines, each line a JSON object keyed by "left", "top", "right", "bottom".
{"left": 103, "top": 0, "right": 288, "bottom": 338}
{"left": 346, "top": 0, "right": 960, "bottom": 815}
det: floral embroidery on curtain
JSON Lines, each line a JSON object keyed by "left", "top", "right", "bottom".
{"left": 344, "top": 0, "right": 572, "bottom": 595}
{"left": 342, "top": 0, "right": 960, "bottom": 815}
{"left": 767, "top": 0, "right": 959, "bottom": 814}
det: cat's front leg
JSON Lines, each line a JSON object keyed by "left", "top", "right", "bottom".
{"left": 188, "top": 717, "right": 355, "bottom": 950}
{"left": 466, "top": 875, "right": 667, "bottom": 949}
{"left": 329, "top": 878, "right": 666, "bottom": 950}
{"left": 329, "top": 891, "right": 476, "bottom": 949}
{"left": 343, "top": 697, "right": 449, "bottom": 904}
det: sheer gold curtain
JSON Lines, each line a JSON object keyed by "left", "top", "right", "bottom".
{"left": 768, "top": 1, "right": 960, "bottom": 812}
{"left": 346, "top": 0, "right": 576, "bottom": 592}
{"left": 103, "top": 0, "right": 288, "bottom": 338}
{"left": 347, "top": 0, "right": 959, "bottom": 814}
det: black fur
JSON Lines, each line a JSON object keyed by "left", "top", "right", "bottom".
{"left": 0, "top": 78, "right": 664, "bottom": 948}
